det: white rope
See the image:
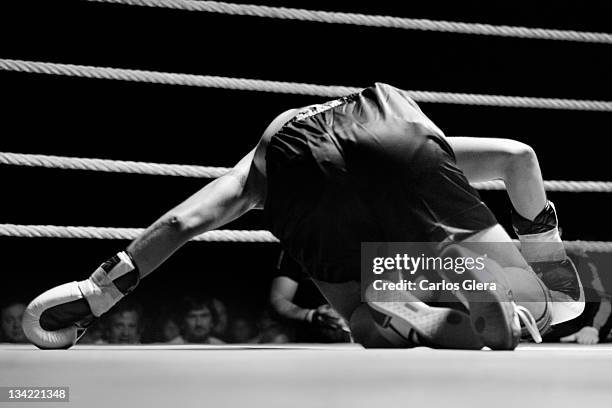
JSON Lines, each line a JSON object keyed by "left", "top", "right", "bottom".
{"left": 471, "top": 180, "right": 612, "bottom": 194}
{"left": 2, "top": 152, "right": 610, "bottom": 193}
{"left": 1, "top": 58, "right": 611, "bottom": 111}
{"left": 0, "top": 152, "right": 230, "bottom": 178}
{"left": 1, "top": 224, "right": 610, "bottom": 253}
{"left": 0, "top": 224, "right": 278, "bottom": 243}
{"left": 85, "top": 0, "right": 612, "bottom": 44}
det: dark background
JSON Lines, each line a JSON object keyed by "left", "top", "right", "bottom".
{"left": 0, "top": 0, "right": 610, "bottom": 316}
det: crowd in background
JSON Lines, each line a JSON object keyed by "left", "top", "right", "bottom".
{"left": 2, "top": 248, "right": 610, "bottom": 346}
{"left": 1, "top": 294, "right": 349, "bottom": 346}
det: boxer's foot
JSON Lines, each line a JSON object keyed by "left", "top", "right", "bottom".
{"left": 365, "top": 283, "right": 483, "bottom": 349}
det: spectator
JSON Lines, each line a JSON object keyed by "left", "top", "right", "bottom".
{"left": 158, "top": 315, "right": 182, "bottom": 343}
{"left": 269, "top": 250, "right": 351, "bottom": 343}
{"left": 105, "top": 300, "right": 144, "bottom": 344}
{"left": 171, "top": 296, "right": 225, "bottom": 344}
{"left": 258, "top": 324, "right": 292, "bottom": 344}
{"left": 544, "top": 247, "right": 610, "bottom": 344}
{"left": 1, "top": 301, "right": 27, "bottom": 343}
{"left": 229, "top": 316, "right": 257, "bottom": 343}
{"left": 568, "top": 249, "right": 612, "bottom": 344}
{"left": 211, "top": 298, "right": 230, "bottom": 341}
{"left": 252, "top": 309, "right": 294, "bottom": 344}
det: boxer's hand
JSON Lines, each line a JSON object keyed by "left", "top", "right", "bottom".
{"left": 560, "top": 326, "right": 599, "bottom": 345}
{"left": 22, "top": 251, "right": 139, "bottom": 349}
{"left": 21, "top": 282, "right": 94, "bottom": 349}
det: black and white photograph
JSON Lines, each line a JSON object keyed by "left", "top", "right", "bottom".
{"left": 1, "top": 0, "right": 611, "bottom": 407}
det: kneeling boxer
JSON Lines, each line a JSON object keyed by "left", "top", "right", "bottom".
{"left": 22, "top": 83, "right": 582, "bottom": 350}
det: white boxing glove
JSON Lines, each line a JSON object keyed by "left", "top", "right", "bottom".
{"left": 22, "top": 251, "right": 139, "bottom": 349}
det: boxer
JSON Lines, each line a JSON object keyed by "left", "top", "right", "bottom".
{"left": 23, "top": 83, "right": 582, "bottom": 350}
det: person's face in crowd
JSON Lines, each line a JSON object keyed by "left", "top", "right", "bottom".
{"left": 231, "top": 318, "right": 254, "bottom": 343}
{"left": 183, "top": 306, "right": 214, "bottom": 342}
{"left": 162, "top": 319, "right": 180, "bottom": 342}
{"left": 1, "top": 303, "right": 27, "bottom": 343}
{"left": 213, "top": 299, "right": 228, "bottom": 336}
{"left": 108, "top": 311, "right": 141, "bottom": 344}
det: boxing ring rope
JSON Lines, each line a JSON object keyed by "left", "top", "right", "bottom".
{"left": 0, "top": 224, "right": 278, "bottom": 243}
{"left": 1, "top": 224, "right": 610, "bottom": 253}
{"left": 1, "top": 151, "right": 611, "bottom": 251}
{"left": 85, "top": 0, "right": 612, "bottom": 44}
{"left": 1, "top": 58, "right": 611, "bottom": 112}
{"left": 0, "top": 152, "right": 230, "bottom": 179}
{"left": 2, "top": 152, "right": 611, "bottom": 193}
{"left": 1, "top": 3, "right": 610, "bottom": 259}
{"left": 472, "top": 180, "right": 612, "bottom": 193}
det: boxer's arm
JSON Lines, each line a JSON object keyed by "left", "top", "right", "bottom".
{"left": 447, "top": 137, "right": 547, "bottom": 220}
{"left": 22, "top": 145, "right": 268, "bottom": 349}
{"left": 130, "top": 107, "right": 300, "bottom": 276}
{"left": 269, "top": 276, "right": 312, "bottom": 322}
{"left": 127, "top": 148, "right": 264, "bottom": 277}
{"left": 447, "top": 137, "right": 539, "bottom": 183}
